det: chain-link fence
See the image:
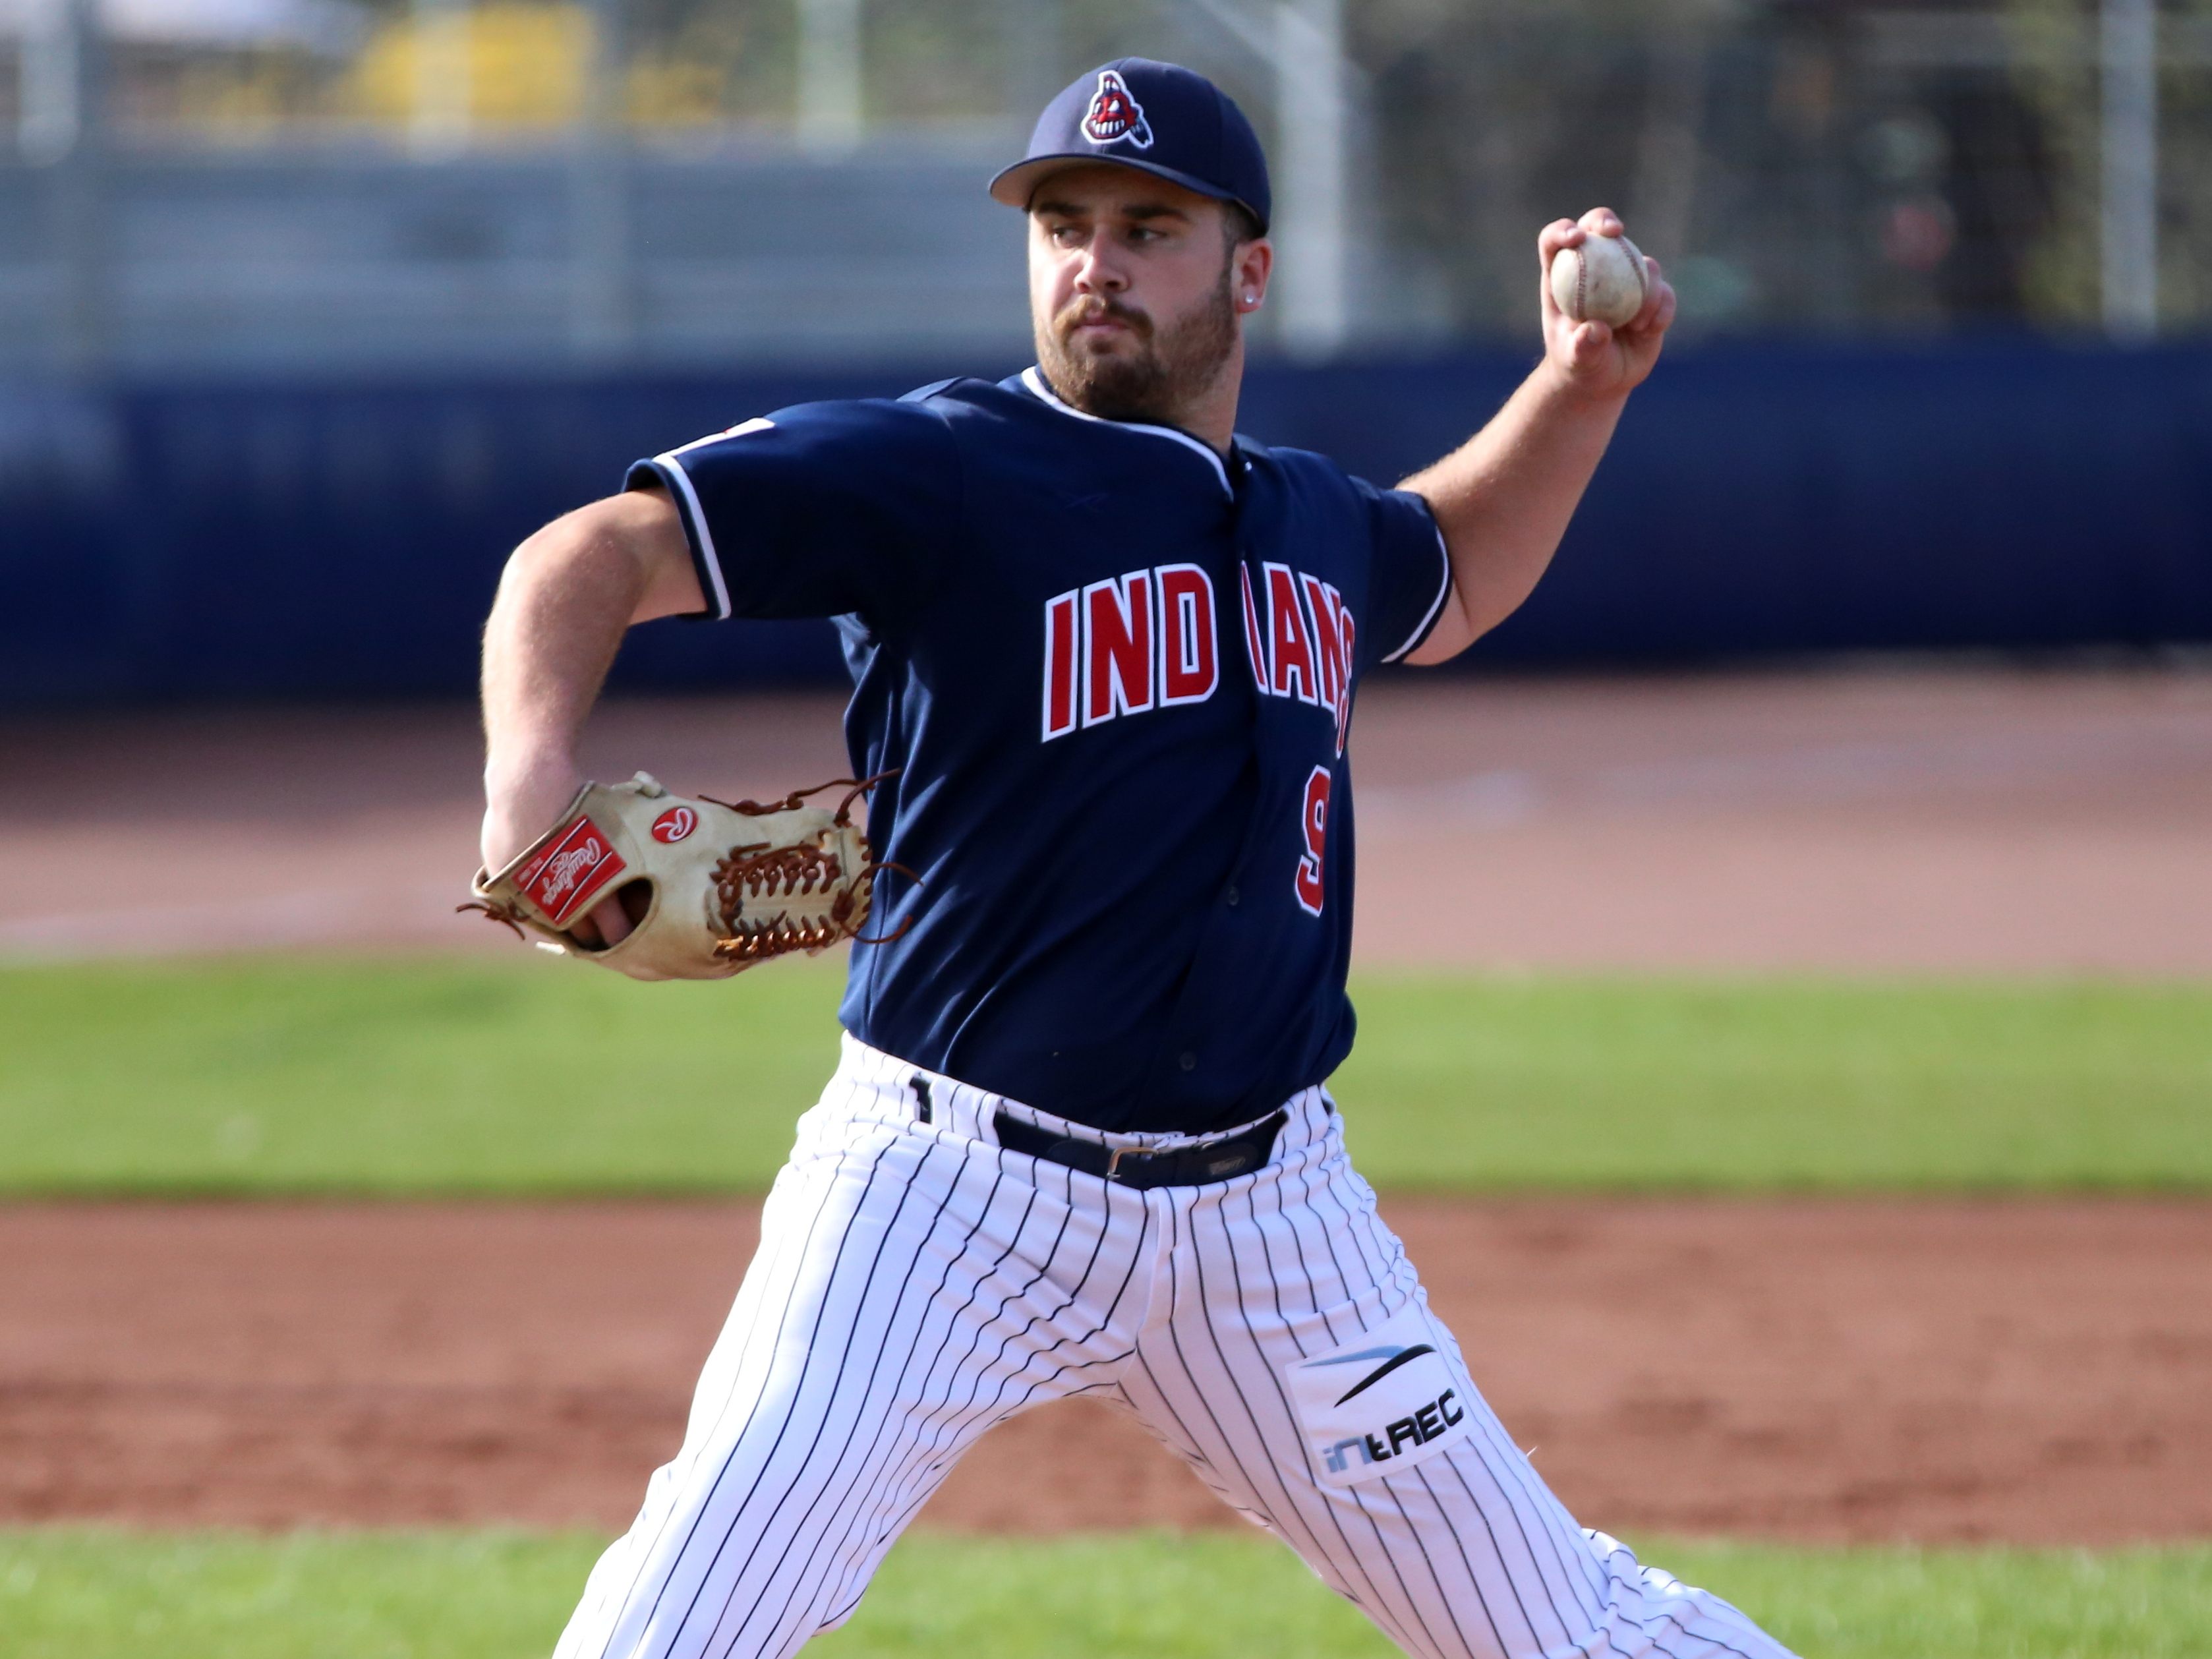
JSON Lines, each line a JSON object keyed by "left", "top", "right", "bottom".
{"left": 2, "top": 0, "right": 2208, "bottom": 372}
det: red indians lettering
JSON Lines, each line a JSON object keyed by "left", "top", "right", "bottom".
{"left": 1041, "top": 563, "right": 1218, "bottom": 740}
{"left": 1241, "top": 562, "right": 1356, "bottom": 755}
{"left": 1043, "top": 563, "right": 1356, "bottom": 751}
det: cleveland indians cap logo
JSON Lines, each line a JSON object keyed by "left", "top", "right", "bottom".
{"left": 1080, "top": 69, "right": 1154, "bottom": 149}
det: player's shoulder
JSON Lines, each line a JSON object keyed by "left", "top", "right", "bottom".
{"left": 1235, "top": 436, "right": 1395, "bottom": 507}
{"left": 896, "top": 376, "right": 972, "bottom": 407}
{"left": 695, "top": 386, "right": 968, "bottom": 469}
{"left": 879, "top": 372, "right": 1119, "bottom": 464}
{"left": 1237, "top": 437, "right": 1440, "bottom": 562}
{"left": 846, "top": 374, "right": 1033, "bottom": 445}
{"left": 658, "top": 390, "right": 965, "bottom": 503}
{"left": 695, "top": 374, "right": 1055, "bottom": 497}
{"left": 759, "top": 388, "right": 958, "bottom": 435}
{"left": 895, "top": 372, "right": 1056, "bottom": 428}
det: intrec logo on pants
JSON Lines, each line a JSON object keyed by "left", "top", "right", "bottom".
{"left": 1323, "top": 1387, "right": 1467, "bottom": 1474}
{"left": 1286, "top": 1307, "right": 1472, "bottom": 1486}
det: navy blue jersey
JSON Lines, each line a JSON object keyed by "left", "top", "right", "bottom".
{"left": 629, "top": 369, "right": 1450, "bottom": 1134}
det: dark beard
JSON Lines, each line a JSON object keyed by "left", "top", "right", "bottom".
{"left": 1034, "top": 265, "right": 1238, "bottom": 428}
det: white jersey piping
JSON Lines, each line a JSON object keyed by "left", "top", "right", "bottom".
{"left": 649, "top": 451, "right": 733, "bottom": 622}
{"left": 1382, "top": 521, "right": 1455, "bottom": 664}
{"left": 1019, "top": 365, "right": 1232, "bottom": 497}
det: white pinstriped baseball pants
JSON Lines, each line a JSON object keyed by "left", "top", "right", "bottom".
{"left": 553, "top": 1034, "right": 1795, "bottom": 1659}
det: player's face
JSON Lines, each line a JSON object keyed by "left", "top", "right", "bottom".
{"left": 1026, "top": 167, "right": 1259, "bottom": 428}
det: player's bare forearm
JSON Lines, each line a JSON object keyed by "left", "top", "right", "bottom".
{"left": 1402, "top": 209, "right": 1676, "bottom": 664}
{"left": 479, "top": 486, "right": 699, "bottom": 874}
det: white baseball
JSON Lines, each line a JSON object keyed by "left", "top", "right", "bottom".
{"left": 1549, "top": 231, "right": 1650, "bottom": 328}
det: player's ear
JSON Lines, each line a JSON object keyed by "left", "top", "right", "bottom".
{"left": 1233, "top": 237, "right": 1273, "bottom": 314}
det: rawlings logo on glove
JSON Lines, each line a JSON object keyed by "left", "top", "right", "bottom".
{"left": 461, "top": 772, "right": 907, "bottom": 981}
{"left": 517, "top": 819, "right": 628, "bottom": 923}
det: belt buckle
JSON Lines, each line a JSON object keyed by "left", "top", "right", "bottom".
{"left": 1105, "top": 1143, "right": 1166, "bottom": 1183}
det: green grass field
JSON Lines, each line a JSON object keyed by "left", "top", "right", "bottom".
{"left": 2, "top": 956, "right": 2207, "bottom": 1194}
{"left": 5, "top": 1528, "right": 2208, "bottom": 1659}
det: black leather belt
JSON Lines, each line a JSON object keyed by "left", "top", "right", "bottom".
{"left": 993, "top": 1109, "right": 1287, "bottom": 1189}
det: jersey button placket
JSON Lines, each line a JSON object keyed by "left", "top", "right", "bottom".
{"left": 1178, "top": 1052, "right": 1197, "bottom": 1072}
{"left": 1224, "top": 886, "right": 1240, "bottom": 907}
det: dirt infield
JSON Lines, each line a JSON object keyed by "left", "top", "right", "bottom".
{"left": 5, "top": 1198, "right": 2207, "bottom": 1546}
{"left": 5, "top": 665, "right": 2210, "bottom": 971}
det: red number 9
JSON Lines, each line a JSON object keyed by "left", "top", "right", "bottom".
{"left": 1294, "top": 765, "right": 1331, "bottom": 916}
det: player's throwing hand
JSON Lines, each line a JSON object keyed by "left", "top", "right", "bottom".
{"left": 1539, "top": 208, "right": 1677, "bottom": 399}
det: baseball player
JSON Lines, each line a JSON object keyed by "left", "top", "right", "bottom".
{"left": 478, "top": 57, "right": 1795, "bottom": 1659}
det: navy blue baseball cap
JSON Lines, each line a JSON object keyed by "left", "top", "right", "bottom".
{"left": 989, "top": 57, "right": 1271, "bottom": 234}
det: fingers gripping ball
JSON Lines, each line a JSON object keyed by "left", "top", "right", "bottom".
{"left": 461, "top": 772, "right": 906, "bottom": 980}
{"left": 1550, "top": 231, "right": 1650, "bottom": 328}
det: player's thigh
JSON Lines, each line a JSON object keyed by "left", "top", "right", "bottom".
{"left": 1128, "top": 1153, "right": 1792, "bottom": 1659}
{"left": 1125, "top": 1177, "right": 1584, "bottom": 1655}
{"left": 556, "top": 1121, "right": 1142, "bottom": 1659}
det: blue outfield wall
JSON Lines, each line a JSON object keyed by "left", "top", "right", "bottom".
{"left": 2, "top": 339, "right": 2209, "bottom": 705}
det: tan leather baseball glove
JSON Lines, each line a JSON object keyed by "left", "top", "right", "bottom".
{"left": 461, "top": 772, "right": 901, "bottom": 980}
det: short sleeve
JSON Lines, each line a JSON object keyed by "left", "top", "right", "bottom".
{"left": 1356, "top": 478, "right": 1452, "bottom": 670}
{"left": 626, "top": 396, "right": 961, "bottom": 626}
